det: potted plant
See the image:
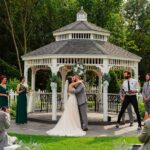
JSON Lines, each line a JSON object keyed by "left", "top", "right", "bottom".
{"left": 102, "top": 73, "right": 111, "bottom": 86}
{"left": 50, "top": 74, "right": 58, "bottom": 89}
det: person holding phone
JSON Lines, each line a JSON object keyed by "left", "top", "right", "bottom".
{"left": 0, "top": 107, "right": 17, "bottom": 149}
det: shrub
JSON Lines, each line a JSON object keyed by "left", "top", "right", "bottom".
{"left": 108, "top": 71, "right": 120, "bottom": 93}
{"left": 138, "top": 98, "right": 145, "bottom": 119}
{"left": 7, "top": 78, "right": 19, "bottom": 91}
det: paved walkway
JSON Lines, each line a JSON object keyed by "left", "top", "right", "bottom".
{"left": 8, "top": 120, "right": 142, "bottom": 137}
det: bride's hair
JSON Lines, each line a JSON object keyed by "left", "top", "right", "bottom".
{"left": 67, "top": 76, "right": 72, "bottom": 84}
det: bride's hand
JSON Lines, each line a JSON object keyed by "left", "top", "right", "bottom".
{"left": 76, "top": 80, "right": 83, "bottom": 84}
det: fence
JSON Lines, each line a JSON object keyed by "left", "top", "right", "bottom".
{"left": 8, "top": 90, "right": 122, "bottom": 114}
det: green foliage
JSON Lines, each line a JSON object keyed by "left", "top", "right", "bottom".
{"left": 86, "top": 71, "right": 98, "bottom": 86}
{"left": 9, "top": 133, "right": 141, "bottom": 150}
{"left": 0, "top": 59, "right": 19, "bottom": 79}
{"left": 102, "top": 73, "right": 111, "bottom": 83}
{"left": 0, "top": 0, "right": 150, "bottom": 84}
{"left": 108, "top": 71, "right": 120, "bottom": 93}
{"left": 138, "top": 98, "right": 145, "bottom": 119}
{"left": 7, "top": 78, "right": 19, "bottom": 91}
{"left": 50, "top": 74, "right": 59, "bottom": 83}
{"left": 10, "top": 101, "right": 16, "bottom": 119}
{"left": 46, "top": 74, "right": 62, "bottom": 92}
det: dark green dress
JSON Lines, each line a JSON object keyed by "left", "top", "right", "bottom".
{"left": 0, "top": 85, "right": 8, "bottom": 108}
{"left": 16, "top": 83, "right": 27, "bottom": 124}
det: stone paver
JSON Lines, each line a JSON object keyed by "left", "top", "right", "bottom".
{"left": 8, "top": 120, "right": 141, "bottom": 137}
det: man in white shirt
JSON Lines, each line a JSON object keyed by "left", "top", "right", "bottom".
{"left": 116, "top": 71, "right": 141, "bottom": 130}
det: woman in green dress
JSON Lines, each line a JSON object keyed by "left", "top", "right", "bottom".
{"left": 16, "top": 76, "right": 28, "bottom": 124}
{"left": 0, "top": 75, "right": 9, "bottom": 108}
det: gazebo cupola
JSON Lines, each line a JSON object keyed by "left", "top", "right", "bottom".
{"left": 53, "top": 7, "right": 110, "bottom": 42}
{"left": 76, "top": 6, "right": 87, "bottom": 21}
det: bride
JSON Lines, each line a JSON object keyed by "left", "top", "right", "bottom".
{"left": 46, "top": 77, "right": 86, "bottom": 136}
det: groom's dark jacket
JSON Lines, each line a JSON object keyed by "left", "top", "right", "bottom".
{"left": 72, "top": 83, "right": 87, "bottom": 106}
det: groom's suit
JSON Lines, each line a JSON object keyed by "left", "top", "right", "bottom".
{"left": 72, "top": 83, "right": 88, "bottom": 130}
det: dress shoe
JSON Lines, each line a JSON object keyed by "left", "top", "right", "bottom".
{"left": 116, "top": 124, "right": 119, "bottom": 128}
{"left": 137, "top": 126, "right": 142, "bottom": 131}
{"left": 83, "top": 128, "right": 88, "bottom": 131}
{"left": 130, "top": 122, "right": 133, "bottom": 126}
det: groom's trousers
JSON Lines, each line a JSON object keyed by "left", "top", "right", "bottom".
{"left": 78, "top": 103, "right": 88, "bottom": 129}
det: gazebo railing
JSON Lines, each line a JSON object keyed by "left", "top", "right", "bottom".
{"left": 33, "top": 92, "right": 99, "bottom": 112}
{"left": 33, "top": 92, "right": 62, "bottom": 112}
{"left": 99, "top": 93, "right": 121, "bottom": 113}
{"left": 7, "top": 91, "right": 121, "bottom": 114}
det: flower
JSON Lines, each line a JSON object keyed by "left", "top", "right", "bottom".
{"left": 73, "top": 63, "right": 86, "bottom": 76}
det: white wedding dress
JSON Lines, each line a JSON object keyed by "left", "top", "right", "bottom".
{"left": 46, "top": 93, "right": 86, "bottom": 136}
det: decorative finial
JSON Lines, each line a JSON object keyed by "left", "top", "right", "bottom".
{"left": 76, "top": 6, "right": 87, "bottom": 21}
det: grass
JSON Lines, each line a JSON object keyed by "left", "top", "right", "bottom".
{"left": 9, "top": 133, "right": 141, "bottom": 150}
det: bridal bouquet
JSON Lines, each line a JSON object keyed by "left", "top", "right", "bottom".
{"left": 73, "top": 63, "right": 86, "bottom": 76}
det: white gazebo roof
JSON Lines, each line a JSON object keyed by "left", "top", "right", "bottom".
{"left": 23, "top": 39, "right": 140, "bottom": 61}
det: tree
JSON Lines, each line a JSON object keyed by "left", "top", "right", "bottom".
{"left": 3, "top": 0, "right": 22, "bottom": 75}
{"left": 124, "top": 0, "right": 150, "bottom": 80}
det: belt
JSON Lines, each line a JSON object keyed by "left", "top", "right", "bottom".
{"left": 125, "top": 94, "right": 136, "bottom": 96}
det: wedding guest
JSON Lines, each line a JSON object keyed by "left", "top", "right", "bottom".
{"left": 16, "top": 76, "right": 28, "bottom": 124}
{"left": 139, "top": 118, "right": 150, "bottom": 150}
{"left": 0, "top": 107, "right": 17, "bottom": 149}
{"left": 116, "top": 71, "right": 141, "bottom": 130}
{"left": 0, "top": 75, "right": 9, "bottom": 108}
{"left": 120, "top": 88, "right": 134, "bottom": 126}
{"left": 142, "top": 73, "right": 150, "bottom": 115}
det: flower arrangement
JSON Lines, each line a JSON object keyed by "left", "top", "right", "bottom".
{"left": 73, "top": 63, "right": 86, "bottom": 76}
{"left": 50, "top": 74, "right": 58, "bottom": 83}
{"left": 102, "top": 73, "right": 111, "bottom": 83}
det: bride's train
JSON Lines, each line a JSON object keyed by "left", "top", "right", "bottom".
{"left": 46, "top": 94, "right": 86, "bottom": 136}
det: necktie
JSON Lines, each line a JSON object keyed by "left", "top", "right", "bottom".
{"left": 128, "top": 80, "right": 130, "bottom": 91}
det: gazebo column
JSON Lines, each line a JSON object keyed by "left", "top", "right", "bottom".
{"left": 50, "top": 58, "right": 59, "bottom": 121}
{"left": 27, "top": 67, "right": 37, "bottom": 113}
{"left": 102, "top": 59, "right": 109, "bottom": 122}
{"left": 24, "top": 62, "right": 29, "bottom": 86}
{"left": 31, "top": 67, "right": 37, "bottom": 91}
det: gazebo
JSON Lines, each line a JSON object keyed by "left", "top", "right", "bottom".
{"left": 22, "top": 7, "right": 141, "bottom": 122}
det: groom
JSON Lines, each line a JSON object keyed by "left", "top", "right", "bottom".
{"left": 71, "top": 75, "right": 88, "bottom": 131}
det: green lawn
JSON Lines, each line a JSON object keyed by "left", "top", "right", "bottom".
{"left": 10, "top": 133, "right": 141, "bottom": 150}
